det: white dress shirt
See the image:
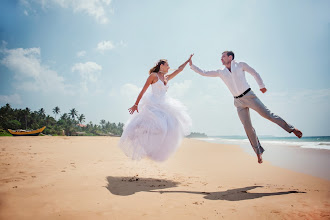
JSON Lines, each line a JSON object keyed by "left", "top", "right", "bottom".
{"left": 190, "top": 60, "right": 265, "bottom": 97}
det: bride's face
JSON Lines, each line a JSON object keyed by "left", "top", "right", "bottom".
{"left": 160, "top": 62, "right": 170, "bottom": 73}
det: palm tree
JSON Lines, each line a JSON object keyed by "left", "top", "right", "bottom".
{"left": 100, "top": 119, "right": 106, "bottom": 129}
{"left": 105, "top": 121, "right": 110, "bottom": 130}
{"left": 4, "top": 103, "right": 11, "bottom": 112}
{"left": 59, "top": 113, "right": 69, "bottom": 121}
{"left": 24, "top": 107, "right": 31, "bottom": 130}
{"left": 78, "top": 114, "right": 85, "bottom": 124}
{"left": 45, "top": 115, "right": 52, "bottom": 126}
{"left": 69, "top": 108, "right": 78, "bottom": 121}
{"left": 38, "top": 108, "right": 46, "bottom": 120}
{"left": 53, "top": 106, "right": 60, "bottom": 120}
{"left": 38, "top": 108, "right": 45, "bottom": 115}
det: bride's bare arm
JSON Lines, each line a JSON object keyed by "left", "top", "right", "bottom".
{"left": 128, "top": 73, "right": 157, "bottom": 114}
{"left": 166, "top": 54, "right": 194, "bottom": 81}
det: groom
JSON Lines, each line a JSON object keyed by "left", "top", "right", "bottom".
{"left": 189, "top": 51, "right": 302, "bottom": 163}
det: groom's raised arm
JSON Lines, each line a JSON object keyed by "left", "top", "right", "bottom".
{"left": 190, "top": 63, "right": 221, "bottom": 77}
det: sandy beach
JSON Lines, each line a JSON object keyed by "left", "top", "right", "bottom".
{"left": 0, "top": 136, "right": 329, "bottom": 219}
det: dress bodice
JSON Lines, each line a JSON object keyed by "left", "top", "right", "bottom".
{"left": 151, "top": 76, "right": 169, "bottom": 98}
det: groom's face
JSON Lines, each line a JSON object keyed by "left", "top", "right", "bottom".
{"left": 221, "top": 53, "right": 231, "bottom": 65}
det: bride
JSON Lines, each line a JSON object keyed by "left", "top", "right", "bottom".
{"left": 118, "top": 54, "right": 194, "bottom": 162}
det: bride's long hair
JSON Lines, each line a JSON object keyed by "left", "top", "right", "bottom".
{"left": 149, "top": 59, "right": 167, "bottom": 75}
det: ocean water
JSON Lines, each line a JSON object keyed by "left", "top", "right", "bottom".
{"left": 197, "top": 136, "right": 330, "bottom": 150}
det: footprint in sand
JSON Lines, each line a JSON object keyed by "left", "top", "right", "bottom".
{"left": 193, "top": 201, "right": 204, "bottom": 205}
{"left": 2, "top": 177, "right": 25, "bottom": 183}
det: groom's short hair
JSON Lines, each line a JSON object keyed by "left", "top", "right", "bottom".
{"left": 223, "top": 51, "right": 235, "bottom": 60}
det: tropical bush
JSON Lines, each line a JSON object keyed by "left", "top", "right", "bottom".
{"left": 0, "top": 104, "right": 123, "bottom": 136}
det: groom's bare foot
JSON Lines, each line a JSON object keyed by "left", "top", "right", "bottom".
{"left": 293, "top": 128, "right": 303, "bottom": 138}
{"left": 257, "top": 153, "right": 263, "bottom": 164}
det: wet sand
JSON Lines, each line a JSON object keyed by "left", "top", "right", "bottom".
{"left": 239, "top": 143, "right": 330, "bottom": 180}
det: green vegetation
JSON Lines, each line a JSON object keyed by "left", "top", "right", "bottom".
{"left": 0, "top": 128, "right": 11, "bottom": 136}
{"left": 0, "top": 103, "right": 123, "bottom": 136}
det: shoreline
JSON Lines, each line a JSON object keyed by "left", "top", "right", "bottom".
{"left": 194, "top": 137, "right": 330, "bottom": 181}
{"left": 0, "top": 136, "right": 329, "bottom": 219}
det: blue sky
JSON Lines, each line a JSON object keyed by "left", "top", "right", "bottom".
{"left": 0, "top": 0, "right": 329, "bottom": 136}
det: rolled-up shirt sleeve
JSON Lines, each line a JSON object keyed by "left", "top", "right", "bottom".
{"left": 190, "top": 64, "right": 220, "bottom": 77}
{"left": 241, "top": 62, "right": 265, "bottom": 89}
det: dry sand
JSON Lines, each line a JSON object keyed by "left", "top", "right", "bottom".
{"left": 0, "top": 136, "right": 329, "bottom": 219}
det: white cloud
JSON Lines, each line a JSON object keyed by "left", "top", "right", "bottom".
{"left": 25, "top": 0, "right": 112, "bottom": 24}
{"left": 72, "top": 61, "right": 102, "bottom": 82}
{"left": 72, "top": 62, "right": 102, "bottom": 92}
{"left": 0, "top": 47, "right": 72, "bottom": 94}
{"left": 120, "top": 83, "right": 140, "bottom": 98}
{"left": 168, "top": 80, "right": 192, "bottom": 98}
{"left": 0, "top": 94, "right": 22, "bottom": 105}
{"left": 1, "top": 47, "right": 41, "bottom": 78}
{"left": 19, "top": 0, "right": 37, "bottom": 15}
{"left": 76, "top": 50, "right": 86, "bottom": 57}
{"left": 96, "top": 40, "right": 128, "bottom": 53}
{"left": 97, "top": 40, "right": 115, "bottom": 52}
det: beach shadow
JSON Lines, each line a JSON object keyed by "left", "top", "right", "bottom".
{"left": 150, "top": 186, "right": 306, "bottom": 201}
{"left": 105, "top": 176, "right": 180, "bottom": 196}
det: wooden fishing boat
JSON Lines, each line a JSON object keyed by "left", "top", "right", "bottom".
{"left": 8, "top": 126, "right": 46, "bottom": 136}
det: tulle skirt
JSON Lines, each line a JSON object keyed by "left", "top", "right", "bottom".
{"left": 118, "top": 92, "right": 192, "bottom": 162}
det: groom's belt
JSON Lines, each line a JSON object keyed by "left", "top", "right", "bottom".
{"left": 234, "top": 88, "right": 251, "bottom": 99}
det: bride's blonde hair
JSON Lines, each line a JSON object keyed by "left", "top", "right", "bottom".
{"left": 149, "top": 59, "right": 167, "bottom": 75}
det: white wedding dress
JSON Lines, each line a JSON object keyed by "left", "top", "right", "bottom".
{"left": 118, "top": 75, "right": 192, "bottom": 162}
